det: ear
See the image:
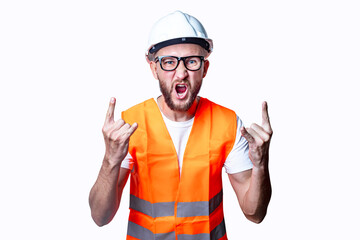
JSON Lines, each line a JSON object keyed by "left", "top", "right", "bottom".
{"left": 149, "top": 60, "right": 159, "bottom": 80}
{"left": 202, "top": 60, "right": 210, "bottom": 78}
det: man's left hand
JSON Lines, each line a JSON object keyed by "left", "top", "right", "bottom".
{"left": 240, "top": 102, "right": 273, "bottom": 168}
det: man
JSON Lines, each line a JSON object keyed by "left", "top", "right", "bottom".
{"left": 89, "top": 11, "right": 272, "bottom": 240}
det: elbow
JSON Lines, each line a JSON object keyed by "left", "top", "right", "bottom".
{"left": 89, "top": 196, "right": 115, "bottom": 227}
{"left": 244, "top": 189, "right": 272, "bottom": 224}
{"left": 90, "top": 205, "right": 113, "bottom": 227}
{"left": 245, "top": 214, "right": 265, "bottom": 224}
{"left": 95, "top": 221, "right": 108, "bottom": 227}
{"left": 94, "top": 221, "right": 106, "bottom": 227}
{"left": 244, "top": 207, "right": 268, "bottom": 224}
{"left": 91, "top": 213, "right": 111, "bottom": 227}
{"left": 89, "top": 203, "right": 109, "bottom": 227}
{"left": 90, "top": 204, "right": 117, "bottom": 227}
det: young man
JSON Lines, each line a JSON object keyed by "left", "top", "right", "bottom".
{"left": 89, "top": 11, "right": 272, "bottom": 240}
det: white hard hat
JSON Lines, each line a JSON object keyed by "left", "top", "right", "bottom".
{"left": 146, "top": 11, "right": 213, "bottom": 61}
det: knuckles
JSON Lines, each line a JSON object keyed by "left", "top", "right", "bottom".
{"left": 102, "top": 126, "right": 109, "bottom": 136}
{"left": 102, "top": 121, "right": 132, "bottom": 144}
{"left": 262, "top": 133, "right": 271, "bottom": 142}
{"left": 269, "top": 129, "right": 273, "bottom": 137}
{"left": 118, "top": 119, "right": 125, "bottom": 126}
{"left": 255, "top": 138, "right": 264, "bottom": 147}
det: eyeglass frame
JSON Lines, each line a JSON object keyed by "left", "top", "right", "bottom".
{"left": 154, "top": 55, "right": 205, "bottom": 71}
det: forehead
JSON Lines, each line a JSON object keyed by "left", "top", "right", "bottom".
{"left": 156, "top": 43, "right": 205, "bottom": 57}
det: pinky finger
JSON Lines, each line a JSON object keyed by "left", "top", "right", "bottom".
{"left": 125, "top": 123, "right": 138, "bottom": 138}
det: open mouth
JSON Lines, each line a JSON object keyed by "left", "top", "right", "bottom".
{"left": 175, "top": 83, "right": 188, "bottom": 99}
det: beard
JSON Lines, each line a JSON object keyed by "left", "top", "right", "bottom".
{"left": 158, "top": 75, "right": 202, "bottom": 112}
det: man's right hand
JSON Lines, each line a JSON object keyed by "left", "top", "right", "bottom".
{"left": 102, "top": 97, "right": 138, "bottom": 167}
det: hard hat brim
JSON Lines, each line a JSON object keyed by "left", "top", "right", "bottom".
{"left": 148, "top": 37, "right": 213, "bottom": 55}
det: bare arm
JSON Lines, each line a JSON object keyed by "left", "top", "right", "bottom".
{"left": 89, "top": 165, "right": 130, "bottom": 226}
{"left": 229, "top": 102, "right": 272, "bottom": 223}
{"left": 89, "top": 97, "right": 137, "bottom": 226}
{"left": 228, "top": 166, "right": 271, "bottom": 223}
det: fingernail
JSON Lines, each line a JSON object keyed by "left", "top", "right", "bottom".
{"left": 111, "top": 97, "right": 115, "bottom": 103}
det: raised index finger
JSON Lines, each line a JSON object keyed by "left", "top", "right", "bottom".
{"left": 262, "top": 101, "right": 272, "bottom": 133}
{"left": 105, "top": 97, "right": 116, "bottom": 123}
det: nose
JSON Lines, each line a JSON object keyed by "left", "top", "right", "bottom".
{"left": 175, "top": 59, "right": 189, "bottom": 79}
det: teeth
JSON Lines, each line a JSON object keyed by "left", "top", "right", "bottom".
{"left": 175, "top": 84, "right": 187, "bottom": 99}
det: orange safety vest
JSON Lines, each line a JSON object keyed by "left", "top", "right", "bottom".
{"left": 122, "top": 97, "right": 237, "bottom": 240}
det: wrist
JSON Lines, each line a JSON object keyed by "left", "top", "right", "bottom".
{"left": 102, "top": 155, "right": 122, "bottom": 173}
{"left": 96, "top": 157, "right": 121, "bottom": 188}
{"left": 252, "top": 163, "right": 269, "bottom": 176}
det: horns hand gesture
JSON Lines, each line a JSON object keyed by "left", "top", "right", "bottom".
{"left": 240, "top": 102, "right": 273, "bottom": 168}
{"left": 102, "top": 98, "right": 138, "bottom": 167}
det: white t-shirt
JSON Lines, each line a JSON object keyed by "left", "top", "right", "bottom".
{"left": 121, "top": 99, "right": 253, "bottom": 175}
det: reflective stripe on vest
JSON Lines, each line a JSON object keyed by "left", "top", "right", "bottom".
{"left": 128, "top": 219, "right": 226, "bottom": 240}
{"left": 127, "top": 221, "right": 176, "bottom": 240}
{"left": 130, "top": 194, "right": 175, "bottom": 218}
{"left": 130, "top": 189, "right": 223, "bottom": 218}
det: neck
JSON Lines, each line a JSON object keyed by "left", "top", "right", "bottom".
{"left": 157, "top": 96, "right": 199, "bottom": 122}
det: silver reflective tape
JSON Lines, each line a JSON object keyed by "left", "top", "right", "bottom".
{"left": 178, "top": 233, "right": 210, "bottom": 240}
{"left": 130, "top": 189, "right": 222, "bottom": 219}
{"left": 130, "top": 194, "right": 175, "bottom": 218}
{"left": 210, "top": 219, "right": 226, "bottom": 240}
{"left": 127, "top": 218, "right": 225, "bottom": 240}
{"left": 153, "top": 201, "right": 176, "bottom": 217}
{"left": 209, "top": 190, "right": 223, "bottom": 214}
{"left": 156, "top": 231, "right": 176, "bottom": 240}
{"left": 127, "top": 221, "right": 176, "bottom": 240}
{"left": 177, "top": 220, "right": 226, "bottom": 240}
{"left": 177, "top": 201, "right": 209, "bottom": 217}
{"left": 177, "top": 190, "right": 223, "bottom": 218}
{"left": 127, "top": 221, "right": 154, "bottom": 240}
{"left": 130, "top": 194, "right": 152, "bottom": 216}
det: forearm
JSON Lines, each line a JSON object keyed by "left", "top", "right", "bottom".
{"left": 89, "top": 159, "right": 123, "bottom": 226}
{"left": 89, "top": 97, "right": 136, "bottom": 226}
{"left": 240, "top": 164, "right": 271, "bottom": 223}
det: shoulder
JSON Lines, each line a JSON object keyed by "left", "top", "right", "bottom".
{"left": 122, "top": 98, "right": 157, "bottom": 124}
{"left": 123, "top": 98, "right": 155, "bottom": 113}
{"left": 200, "top": 98, "right": 236, "bottom": 121}
{"left": 199, "top": 98, "right": 237, "bottom": 139}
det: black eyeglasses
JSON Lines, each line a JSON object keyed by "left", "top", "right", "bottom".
{"left": 154, "top": 55, "right": 205, "bottom": 71}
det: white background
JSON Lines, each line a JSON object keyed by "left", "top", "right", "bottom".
{"left": 1, "top": 0, "right": 359, "bottom": 239}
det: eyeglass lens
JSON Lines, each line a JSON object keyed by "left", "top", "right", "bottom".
{"left": 160, "top": 56, "right": 203, "bottom": 71}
